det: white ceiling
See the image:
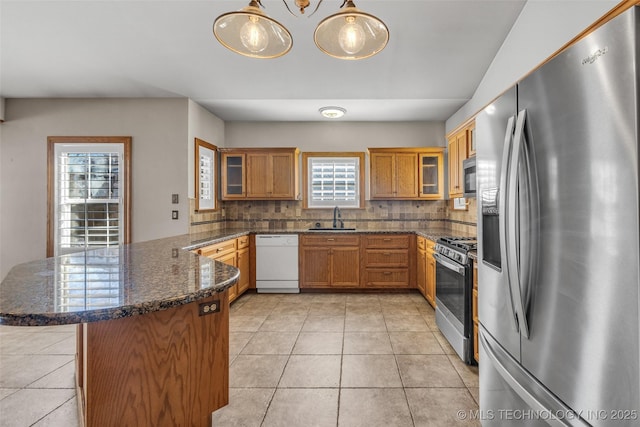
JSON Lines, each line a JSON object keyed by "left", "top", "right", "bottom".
{"left": 0, "top": 0, "right": 527, "bottom": 122}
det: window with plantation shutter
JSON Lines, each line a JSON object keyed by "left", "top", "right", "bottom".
{"left": 47, "top": 137, "right": 131, "bottom": 257}
{"left": 47, "top": 137, "right": 131, "bottom": 312}
{"left": 303, "top": 153, "right": 365, "bottom": 209}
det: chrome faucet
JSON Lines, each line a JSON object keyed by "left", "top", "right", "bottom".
{"left": 333, "top": 206, "right": 344, "bottom": 229}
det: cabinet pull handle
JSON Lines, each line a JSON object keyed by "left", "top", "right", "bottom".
{"left": 383, "top": 271, "right": 392, "bottom": 275}
{"left": 217, "top": 248, "right": 222, "bottom": 252}
{"left": 383, "top": 252, "right": 391, "bottom": 256}
{"left": 383, "top": 238, "right": 391, "bottom": 242}
{"left": 327, "top": 238, "right": 335, "bottom": 242}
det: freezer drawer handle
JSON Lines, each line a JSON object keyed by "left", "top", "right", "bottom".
{"left": 479, "top": 328, "right": 590, "bottom": 427}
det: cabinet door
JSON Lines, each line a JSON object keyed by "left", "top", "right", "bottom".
{"left": 270, "top": 152, "right": 296, "bottom": 198}
{"left": 221, "top": 153, "right": 246, "bottom": 199}
{"left": 215, "top": 251, "right": 238, "bottom": 301}
{"left": 246, "top": 153, "right": 270, "bottom": 198}
{"left": 419, "top": 153, "right": 444, "bottom": 199}
{"left": 300, "top": 247, "right": 331, "bottom": 287}
{"left": 237, "top": 247, "right": 250, "bottom": 295}
{"left": 426, "top": 250, "right": 436, "bottom": 308}
{"left": 331, "top": 247, "right": 360, "bottom": 287}
{"left": 448, "top": 136, "right": 460, "bottom": 198}
{"left": 370, "top": 152, "right": 395, "bottom": 198}
{"left": 394, "top": 153, "right": 419, "bottom": 198}
{"left": 417, "top": 247, "right": 427, "bottom": 297}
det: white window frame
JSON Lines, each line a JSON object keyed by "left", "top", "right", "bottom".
{"left": 303, "top": 152, "right": 365, "bottom": 209}
{"left": 47, "top": 137, "right": 131, "bottom": 257}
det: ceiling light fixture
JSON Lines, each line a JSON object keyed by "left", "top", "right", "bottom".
{"left": 314, "top": 1, "right": 389, "bottom": 60}
{"left": 319, "top": 106, "right": 346, "bottom": 118}
{"left": 213, "top": 0, "right": 293, "bottom": 59}
{"left": 213, "top": 0, "right": 388, "bottom": 60}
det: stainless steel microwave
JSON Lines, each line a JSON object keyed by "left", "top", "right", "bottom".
{"left": 462, "top": 156, "right": 476, "bottom": 198}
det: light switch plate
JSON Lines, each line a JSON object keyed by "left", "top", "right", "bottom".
{"left": 172, "top": 194, "right": 179, "bottom": 204}
{"left": 172, "top": 210, "right": 179, "bottom": 220}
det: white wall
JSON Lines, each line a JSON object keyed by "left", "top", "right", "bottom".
{"left": 0, "top": 98, "right": 190, "bottom": 279}
{"left": 187, "top": 100, "right": 225, "bottom": 199}
{"left": 225, "top": 121, "right": 446, "bottom": 151}
{"left": 446, "top": 0, "right": 620, "bottom": 132}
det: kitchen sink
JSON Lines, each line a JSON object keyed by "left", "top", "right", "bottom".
{"left": 307, "top": 227, "right": 356, "bottom": 231}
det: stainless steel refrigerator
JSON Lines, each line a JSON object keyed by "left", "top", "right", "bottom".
{"left": 476, "top": 6, "right": 639, "bottom": 426}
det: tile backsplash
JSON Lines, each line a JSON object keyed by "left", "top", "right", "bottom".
{"left": 190, "top": 198, "right": 477, "bottom": 236}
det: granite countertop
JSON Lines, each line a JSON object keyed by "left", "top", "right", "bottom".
{"left": 0, "top": 238, "right": 239, "bottom": 326}
{"left": 182, "top": 227, "right": 474, "bottom": 251}
{"left": 1, "top": 226, "right": 473, "bottom": 327}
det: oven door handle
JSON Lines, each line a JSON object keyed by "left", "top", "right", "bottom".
{"left": 433, "top": 253, "right": 465, "bottom": 276}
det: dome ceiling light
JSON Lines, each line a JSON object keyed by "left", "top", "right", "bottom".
{"left": 319, "top": 106, "right": 346, "bottom": 119}
{"left": 213, "top": 0, "right": 388, "bottom": 60}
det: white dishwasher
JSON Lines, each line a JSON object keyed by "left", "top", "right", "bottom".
{"left": 255, "top": 234, "right": 299, "bottom": 293}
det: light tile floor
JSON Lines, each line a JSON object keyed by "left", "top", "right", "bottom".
{"left": 0, "top": 292, "right": 480, "bottom": 426}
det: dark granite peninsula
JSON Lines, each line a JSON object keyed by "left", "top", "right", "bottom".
{"left": 0, "top": 238, "right": 239, "bottom": 427}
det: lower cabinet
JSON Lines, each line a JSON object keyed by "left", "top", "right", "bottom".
{"left": 300, "top": 235, "right": 360, "bottom": 288}
{"left": 417, "top": 236, "right": 437, "bottom": 308}
{"left": 195, "top": 235, "right": 250, "bottom": 303}
{"left": 362, "top": 234, "right": 414, "bottom": 288}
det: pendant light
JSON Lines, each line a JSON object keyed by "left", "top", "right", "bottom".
{"left": 314, "top": 0, "right": 389, "bottom": 60}
{"left": 213, "top": 0, "right": 293, "bottom": 59}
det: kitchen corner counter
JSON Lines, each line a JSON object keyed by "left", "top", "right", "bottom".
{"left": 0, "top": 238, "right": 239, "bottom": 326}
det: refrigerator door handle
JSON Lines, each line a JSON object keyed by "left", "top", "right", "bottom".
{"left": 479, "top": 328, "right": 590, "bottom": 427}
{"left": 498, "top": 115, "right": 520, "bottom": 333}
{"left": 507, "top": 109, "right": 531, "bottom": 339}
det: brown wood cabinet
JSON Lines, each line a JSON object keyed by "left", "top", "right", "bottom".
{"left": 236, "top": 236, "right": 250, "bottom": 295}
{"left": 362, "top": 234, "right": 414, "bottom": 288}
{"left": 77, "top": 291, "right": 229, "bottom": 426}
{"left": 220, "top": 148, "right": 299, "bottom": 200}
{"left": 369, "top": 148, "right": 444, "bottom": 200}
{"left": 299, "top": 234, "right": 360, "bottom": 288}
{"left": 195, "top": 236, "right": 251, "bottom": 303}
{"left": 416, "top": 236, "right": 436, "bottom": 307}
{"left": 447, "top": 122, "right": 474, "bottom": 199}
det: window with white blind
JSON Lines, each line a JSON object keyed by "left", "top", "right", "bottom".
{"left": 303, "top": 153, "right": 365, "bottom": 209}
{"left": 47, "top": 137, "right": 131, "bottom": 257}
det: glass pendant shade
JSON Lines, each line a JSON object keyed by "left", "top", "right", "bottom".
{"left": 213, "top": 1, "right": 292, "bottom": 59}
{"left": 314, "top": 1, "right": 388, "bottom": 60}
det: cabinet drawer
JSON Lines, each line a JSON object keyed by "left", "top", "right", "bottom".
{"left": 363, "top": 234, "right": 410, "bottom": 248}
{"left": 237, "top": 235, "right": 250, "bottom": 249}
{"left": 473, "top": 260, "right": 478, "bottom": 289}
{"left": 364, "top": 268, "right": 410, "bottom": 287}
{"left": 472, "top": 289, "right": 478, "bottom": 322}
{"left": 198, "top": 240, "right": 237, "bottom": 258}
{"left": 364, "top": 249, "right": 409, "bottom": 267}
{"left": 301, "top": 234, "right": 360, "bottom": 246}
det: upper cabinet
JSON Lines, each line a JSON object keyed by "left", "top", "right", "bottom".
{"left": 369, "top": 148, "right": 444, "bottom": 200}
{"left": 447, "top": 121, "right": 474, "bottom": 199}
{"left": 220, "top": 148, "right": 300, "bottom": 200}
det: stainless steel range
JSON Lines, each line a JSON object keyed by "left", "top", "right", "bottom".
{"left": 433, "top": 237, "right": 477, "bottom": 364}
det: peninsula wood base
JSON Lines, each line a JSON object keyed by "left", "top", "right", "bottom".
{"left": 75, "top": 291, "right": 229, "bottom": 427}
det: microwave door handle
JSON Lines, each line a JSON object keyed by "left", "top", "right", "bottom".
{"left": 498, "top": 115, "right": 520, "bottom": 333}
{"left": 507, "top": 109, "right": 531, "bottom": 339}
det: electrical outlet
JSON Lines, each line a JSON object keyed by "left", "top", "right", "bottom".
{"left": 172, "top": 210, "right": 179, "bottom": 220}
{"left": 295, "top": 208, "right": 302, "bottom": 217}
{"left": 172, "top": 194, "right": 179, "bottom": 204}
{"left": 198, "top": 300, "right": 220, "bottom": 316}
